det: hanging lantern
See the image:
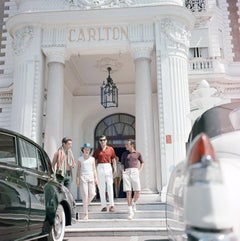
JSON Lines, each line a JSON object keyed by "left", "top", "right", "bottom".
{"left": 101, "top": 67, "right": 118, "bottom": 108}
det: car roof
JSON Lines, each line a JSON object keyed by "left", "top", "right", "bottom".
{"left": 187, "top": 102, "right": 240, "bottom": 143}
{"left": 0, "top": 127, "right": 46, "bottom": 154}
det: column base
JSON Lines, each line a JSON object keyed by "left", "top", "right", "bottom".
{"left": 160, "top": 185, "right": 167, "bottom": 203}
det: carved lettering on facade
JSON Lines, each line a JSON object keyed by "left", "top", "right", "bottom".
{"left": 68, "top": 26, "right": 128, "bottom": 42}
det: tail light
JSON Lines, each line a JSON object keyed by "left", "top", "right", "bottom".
{"left": 187, "top": 133, "right": 222, "bottom": 186}
{"left": 184, "top": 132, "right": 236, "bottom": 237}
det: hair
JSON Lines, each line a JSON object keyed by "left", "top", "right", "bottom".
{"left": 81, "top": 147, "right": 92, "bottom": 154}
{"left": 128, "top": 139, "right": 135, "bottom": 148}
{"left": 62, "top": 137, "right": 72, "bottom": 145}
{"left": 99, "top": 135, "right": 107, "bottom": 140}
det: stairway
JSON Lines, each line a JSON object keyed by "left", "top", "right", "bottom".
{"left": 65, "top": 194, "right": 167, "bottom": 238}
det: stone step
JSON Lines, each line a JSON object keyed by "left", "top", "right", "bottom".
{"left": 75, "top": 200, "right": 165, "bottom": 212}
{"left": 65, "top": 197, "right": 167, "bottom": 237}
{"left": 75, "top": 200, "right": 165, "bottom": 219}
{"left": 76, "top": 210, "right": 164, "bottom": 219}
{"left": 66, "top": 218, "right": 167, "bottom": 237}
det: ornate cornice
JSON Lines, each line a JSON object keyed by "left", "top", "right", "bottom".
{"left": 16, "top": 0, "right": 184, "bottom": 13}
{"left": 68, "top": 0, "right": 131, "bottom": 9}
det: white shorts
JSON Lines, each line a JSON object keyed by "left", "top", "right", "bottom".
{"left": 123, "top": 168, "right": 141, "bottom": 191}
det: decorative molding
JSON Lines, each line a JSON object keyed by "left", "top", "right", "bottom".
{"left": 94, "top": 57, "right": 123, "bottom": 73}
{"left": 17, "top": 0, "right": 68, "bottom": 12}
{"left": 31, "top": 59, "right": 41, "bottom": 141}
{"left": 213, "top": 81, "right": 240, "bottom": 97}
{"left": 159, "top": 18, "right": 191, "bottom": 54}
{"left": 42, "top": 28, "right": 66, "bottom": 48}
{"left": 155, "top": 51, "right": 166, "bottom": 156}
{"left": 68, "top": 0, "right": 132, "bottom": 9}
{"left": 185, "top": 0, "right": 206, "bottom": 13}
{"left": 128, "top": 23, "right": 154, "bottom": 43}
{"left": 12, "top": 26, "right": 33, "bottom": 56}
{"left": 189, "top": 79, "right": 240, "bottom": 98}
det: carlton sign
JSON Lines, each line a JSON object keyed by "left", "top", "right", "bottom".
{"left": 68, "top": 25, "right": 128, "bottom": 42}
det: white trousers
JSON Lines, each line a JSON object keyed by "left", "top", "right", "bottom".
{"left": 97, "top": 163, "right": 114, "bottom": 208}
{"left": 80, "top": 173, "right": 96, "bottom": 215}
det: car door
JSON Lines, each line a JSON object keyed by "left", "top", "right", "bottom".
{"left": 0, "top": 132, "right": 30, "bottom": 241}
{"left": 166, "top": 161, "right": 186, "bottom": 241}
{"left": 18, "top": 137, "right": 48, "bottom": 235}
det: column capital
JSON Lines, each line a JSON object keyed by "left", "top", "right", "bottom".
{"left": 131, "top": 42, "right": 154, "bottom": 60}
{"left": 156, "top": 18, "right": 191, "bottom": 55}
{"left": 12, "top": 26, "right": 34, "bottom": 56}
{"left": 42, "top": 47, "right": 66, "bottom": 64}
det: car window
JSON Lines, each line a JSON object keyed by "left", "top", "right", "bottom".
{"left": 187, "top": 102, "right": 240, "bottom": 143}
{"left": 19, "top": 138, "right": 46, "bottom": 172}
{"left": 0, "top": 132, "right": 17, "bottom": 164}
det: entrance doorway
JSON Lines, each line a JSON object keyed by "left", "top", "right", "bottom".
{"left": 114, "top": 147, "right": 125, "bottom": 198}
{"left": 94, "top": 113, "right": 135, "bottom": 198}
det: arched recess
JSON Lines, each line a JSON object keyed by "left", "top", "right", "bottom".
{"left": 94, "top": 113, "right": 135, "bottom": 149}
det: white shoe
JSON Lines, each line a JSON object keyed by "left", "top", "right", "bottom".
{"left": 128, "top": 206, "right": 134, "bottom": 220}
{"left": 132, "top": 202, "right": 137, "bottom": 212}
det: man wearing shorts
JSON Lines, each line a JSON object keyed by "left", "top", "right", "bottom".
{"left": 121, "top": 139, "right": 144, "bottom": 220}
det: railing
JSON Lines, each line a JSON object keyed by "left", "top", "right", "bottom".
{"left": 189, "top": 58, "right": 213, "bottom": 71}
{"left": 185, "top": 0, "right": 206, "bottom": 12}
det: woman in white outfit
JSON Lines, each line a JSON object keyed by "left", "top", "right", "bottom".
{"left": 76, "top": 143, "right": 98, "bottom": 220}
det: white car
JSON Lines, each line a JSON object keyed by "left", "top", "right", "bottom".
{"left": 166, "top": 102, "right": 240, "bottom": 241}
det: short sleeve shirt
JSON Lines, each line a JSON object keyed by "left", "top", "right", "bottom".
{"left": 93, "top": 146, "right": 116, "bottom": 164}
{"left": 78, "top": 156, "right": 95, "bottom": 175}
{"left": 121, "top": 151, "right": 144, "bottom": 169}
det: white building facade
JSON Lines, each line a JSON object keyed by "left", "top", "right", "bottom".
{"left": 0, "top": 0, "right": 240, "bottom": 199}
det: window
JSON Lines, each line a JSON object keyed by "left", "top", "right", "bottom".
{"left": 0, "top": 133, "right": 17, "bottom": 164}
{"left": 189, "top": 47, "right": 209, "bottom": 58}
{"left": 94, "top": 113, "right": 135, "bottom": 148}
{"left": 19, "top": 139, "right": 45, "bottom": 172}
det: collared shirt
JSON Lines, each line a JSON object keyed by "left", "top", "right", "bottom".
{"left": 121, "top": 150, "right": 144, "bottom": 169}
{"left": 93, "top": 146, "right": 116, "bottom": 164}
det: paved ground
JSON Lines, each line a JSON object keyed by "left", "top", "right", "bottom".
{"left": 64, "top": 236, "right": 168, "bottom": 241}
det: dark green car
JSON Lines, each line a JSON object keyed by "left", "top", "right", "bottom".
{"left": 0, "top": 128, "right": 76, "bottom": 241}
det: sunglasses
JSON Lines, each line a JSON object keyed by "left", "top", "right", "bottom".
{"left": 99, "top": 139, "right": 106, "bottom": 142}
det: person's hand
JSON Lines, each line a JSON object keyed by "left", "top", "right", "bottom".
{"left": 76, "top": 177, "right": 80, "bottom": 186}
{"left": 113, "top": 170, "right": 117, "bottom": 178}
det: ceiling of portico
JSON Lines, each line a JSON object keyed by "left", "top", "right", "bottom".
{"left": 64, "top": 52, "right": 157, "bottom": 96}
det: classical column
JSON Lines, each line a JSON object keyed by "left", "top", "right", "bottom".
{"left": 11, "top": 26, "right": 44, "bottom": 144}
{"left": 132, "top": 43, "right": 157, "bottom": 193}
{"left": 155, "top": 18, "right": 192, "bottom": 191}
{"left": 43, "top": 48, "right": 65, "bottom": 159}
